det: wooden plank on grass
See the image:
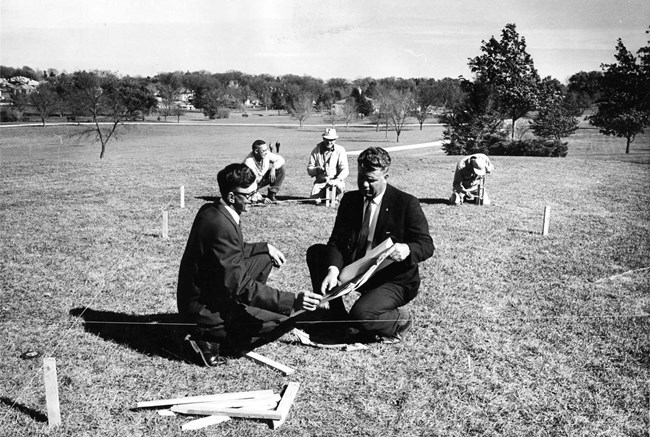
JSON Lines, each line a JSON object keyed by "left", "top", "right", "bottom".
{"left": 171, "top": 404, "right": 283, "bottom": 420}
{"left": 177, "top": 393, "right": 280, "bottom": 411}
{"left": 137, "top": 389, "right": 274, "bottom": 409}
{"left": 181, "top": 415, "right": 230, "bottom": 431}
{"left": 243, "top": 351, "right": 295, "bottom": 375}
{"left": 43, "top": 357, "right": 61, "bottom": 427}
{"left": 271, "top": 382, "right": 300, "bottom": 430}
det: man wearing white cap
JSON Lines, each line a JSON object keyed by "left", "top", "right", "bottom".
{"left": 307, "top": 128, "right": 349, "bottom": 200}
{"left": 449, "top": 153, "right": 495, "bottom": 205}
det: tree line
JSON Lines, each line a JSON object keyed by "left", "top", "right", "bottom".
{"left": 1, "top": 24, "right": 647, "bottom": 158}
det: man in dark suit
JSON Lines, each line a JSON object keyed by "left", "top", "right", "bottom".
{"left": 177, "top": 163, "right": 320, "bottom": 366}
{"left": 307, "top": 147, "right": 434, "bottom": 343}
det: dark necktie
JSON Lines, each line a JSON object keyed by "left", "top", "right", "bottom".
{"left": 354, "top": 199, "right": 373, "bottom": 260}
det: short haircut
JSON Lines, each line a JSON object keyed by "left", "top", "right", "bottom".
{"left": 217, "top": 163, "right": 256, "bottom": 196}
{"left": 251, "top": 139, "right": 266, "bottom": 150}
{"left": 358, "top": 147, "right": 391, "bottom": 172}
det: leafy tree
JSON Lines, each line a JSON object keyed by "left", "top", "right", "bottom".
{"left": 531, "top": 77, "right": 579, "bottom": 140}
{"left": 351, "top": 86, "right": 374, "bottom": 117}
{"left": 200, "top": 88, "right": 229, "bottom": 119}
{"left": 441, "top": 80, "right": 506, "bottom": 155}
{"left": 589, "top": 33, "right": 650, "bottom": 154}
{"left": 156, "top": 72, "right": 183, "bottom": 121}
{"left": 10, "top": 91, "right": 29, "bottom": 121}
{"left": 567, "top": 70, "right": 603, "bottom": 115}
{"left": 29, "top": 81, "right": 60, "bottom": 126}
{"left": 468, "top": 23, "right": 540, "bottom": 140}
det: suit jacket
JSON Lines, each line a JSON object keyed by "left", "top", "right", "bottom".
{"left": 177, "top": 202, "right": 295, "bottom": 326}
{"left": 326, "top": 184, "right": 434, "bottom": 295}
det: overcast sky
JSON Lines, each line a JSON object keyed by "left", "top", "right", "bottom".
{"left": 1, "top": 0, "right": 648, "bottom": 83}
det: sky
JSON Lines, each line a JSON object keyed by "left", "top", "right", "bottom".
{"left": 1, "top": 0, "right": 649, "bottom": 83}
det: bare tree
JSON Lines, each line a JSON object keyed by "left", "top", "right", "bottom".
{"left": 327, "top": 105, "right": 343, "bottom": 126}
{"left": 383, "top": 89, "right": 413, "bottom": 142}
{"left": 69, "top": 71, "right": 156, "bottom": 158}
{"left": 30, "top": 82, "right": 60, "bottom": 126}
{"left": 341, "top": 99, "right": 357, "bottom": 129}
{"left": 288, "top": 93, "right": 314, "bottom": 128}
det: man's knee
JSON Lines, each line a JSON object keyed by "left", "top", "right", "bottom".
{"left": 306, "top": 243, "right": 327, "bottom": 267}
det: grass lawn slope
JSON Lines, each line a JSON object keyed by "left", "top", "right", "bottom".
{"left": 1, "top": 123, "right": 648, "bottom": 436}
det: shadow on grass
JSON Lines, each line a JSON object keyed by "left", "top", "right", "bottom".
{"left": 418, "top": 197, "right": 450, "bottom": 205}
{"left": 0, "top": 397, "right": 48, "bottom": 423}
{"left": 69, "top": 308, "right": 190, "bottom": 364}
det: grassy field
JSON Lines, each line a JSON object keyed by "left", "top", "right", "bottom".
{"left": 1, "top": 122, "right": 649, "bottom": 436}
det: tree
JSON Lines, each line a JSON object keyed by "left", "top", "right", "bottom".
{"left": 589, "top": 33, "right": 650, "bottom": 154}
{"left": 567, "top": 70, "right": 603, "bottom": 115}
{"left": 412, "top": 81, "right": 436, "bottom": 130}
{"left": 287, "top": 92, "right": 313, "bottom": 128}
{"left": 10, "top": 91, "right": 29, "bottom": 121}
{"left": 441, "top": 80, "right": 506, "bottom": 155}
{"left": 531, "top": 77, "right": 579, "bottom": 141}
{"left": 156, "top": 72, "right": 183, "bottom": 121}
{"left": 382, "top": 88, "right": 413, "bottom": 142}
{"left": 468, "top": 23, "right": 540, "bottom": 140}
{"left": 29, "top": 81, "right": 60, "bottom": 126}
{"left": 171, "top": 104, "right": 186, "bottom": 122}
{"left": 341, "top": 99, "right": 357, "bottom": 129}
{"left": 70, "top": 71, "right": 156, "bottom": 158}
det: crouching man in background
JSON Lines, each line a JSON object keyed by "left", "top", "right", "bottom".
{"left": 449, "top": 153, "right": 495, "bottom": 206}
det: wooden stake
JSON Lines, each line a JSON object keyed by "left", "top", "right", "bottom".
{"left": 329, "top": 185, "right": 336, "bottom": 207}
{"left": 542, "top": 206, "right": 551, "bottom": 236}
{"left": 137, "top": 389, "right": 274, "bottom": 409}
{"left": 243, "top": 351, "right": 295, "bottom": 375}
{"left": 162, "top": 210, "right": 169, "bottom": 238}
{"left": 43, "top": 357, "right": 61, "bottom": 427}
{"left": 271, "top": 382, "right": 300, "bottom": 430}
{"left": 180, "top": 186, "right": 185, "bottom": 208}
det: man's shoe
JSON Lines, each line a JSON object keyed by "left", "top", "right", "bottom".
{"left": 184, "top": 334, "right": 225, "bottom": 366}
{"left": 380, "top": 311, "right": 412, "bottom": 344}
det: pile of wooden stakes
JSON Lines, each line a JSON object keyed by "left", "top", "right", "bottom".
{"left": 137, "top": 383, "right": 300, "bottom": 431}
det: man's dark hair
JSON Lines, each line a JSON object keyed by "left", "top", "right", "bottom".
{"left": 217, "top": 163, "right": 256, "bottom": 196}
{"left": 251, "top": 139, "right": 266, "bottom": 150}
{"left": 358, "top": 147, "right": 391, "bottom": 172}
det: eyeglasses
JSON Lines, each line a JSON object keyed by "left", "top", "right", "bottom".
{"left": 232, "top": 190, "right": 257, "bottom": 200}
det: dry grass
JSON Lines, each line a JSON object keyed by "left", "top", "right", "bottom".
{"left": 0, "top": 123, "right": 649, "bottom": 436}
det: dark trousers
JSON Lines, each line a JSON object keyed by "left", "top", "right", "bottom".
{"left": 258, "top": 166, "right": 285, "bottom": 195}
{"left": 306, "top": 244, "right": 410, "bottom": 337}
{"left": 193, "top": 253, "right": 289, "bottom": 350}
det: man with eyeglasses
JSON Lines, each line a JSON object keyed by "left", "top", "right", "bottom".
{"left": 307, "top": 128, "right": 349, "bottom": 201}
{"left": 243, "top": 139, "right": 286, "bottom": 204}
{"left": 177, "top": 163, "right": 321, "bottom": 366}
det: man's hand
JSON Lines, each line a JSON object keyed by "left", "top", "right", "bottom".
{"left": 389, "top": 243, "right": 411, "bottom": 262}
{"left": 294, "top": 291, "right": 322, "bottom": 312}
{"left": 320, "top": 266, "right": 339, "bottom": 294}
{"left": 267, "top": 244, "right": 286, "bottom": 267}
{"left": 269, "top": 166, "right": 276, "bottom": 183}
